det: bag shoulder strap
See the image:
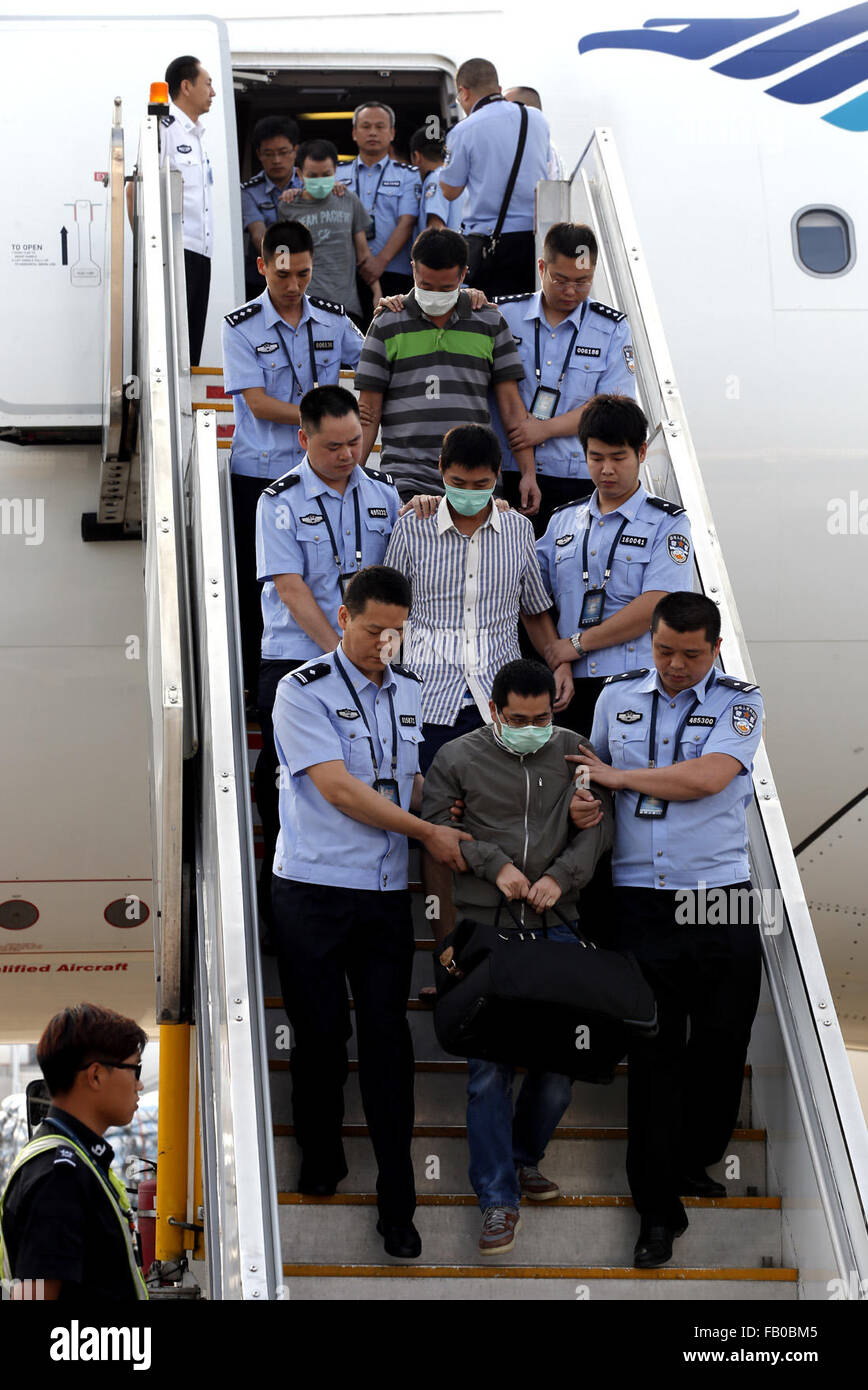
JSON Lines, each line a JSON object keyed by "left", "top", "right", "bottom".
{"left": 491, "top": 102, "right": 528, "bottom": 247}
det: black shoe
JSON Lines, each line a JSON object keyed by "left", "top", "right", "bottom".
{"left": 679, "top": 1168, "right": 726, "bottom": 1199}
{"left": 376, "top": 1217, "right": 421, "bottom": 1259}
{"left": 297, "top": 1180, "right": 338, "bottom": 1197}
{"left": 633, "top": 1217, "right": 688, "bottom": 1269}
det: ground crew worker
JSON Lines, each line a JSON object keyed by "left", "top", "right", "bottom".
{"left": 493, "top": 222, "right": 636, "bottom": 532}
{"left": 572, "top": 591, "right": 764, "bottom": 1268}
{"left": 0, "top": 1003, "right": 148, "bottom": 1301}
{"left": 221, "top": 220, "right": 364, "bottom": 703}
{"left": 161, "top": 55, "right": 216, "bottom": 365}
{"left": 336, "top": 101, "right": 421, "bottom": 321}
{"left": 409, "top": 127, "right": 468, "bottom": 238}
{"left": 536, "top": 394, "right": 693, "bottom": 735}
{"left": 241, "top": 116, "right": 302, "bottom": 300}
{"left": 441, "top": 58, "right": 550, "bottom": 297}
{"left": 253, "top": 385, "right": 399, "bottom": 938}
{"left": 270, "top": 565, "right": 471, "bottom": 1259}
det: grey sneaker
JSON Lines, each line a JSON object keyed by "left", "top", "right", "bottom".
{"left": 517, "top": 1164, "right": 560, "bottom": 1201}
{"left": 478, "top": 1205, "right": 521, "bottom": 1255}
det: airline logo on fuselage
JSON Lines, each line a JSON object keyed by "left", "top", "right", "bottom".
{"left": 580, "top": 8, "right": 868, "bottom": 131}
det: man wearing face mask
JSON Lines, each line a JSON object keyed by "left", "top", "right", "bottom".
{"left": 422, "top": 658, "right": 613, "bottom": 1255}
{"left": 278, "top": 139, "right": 380, "bottom": 320}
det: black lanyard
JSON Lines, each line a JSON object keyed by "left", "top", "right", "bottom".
{"left": 283, "top": 318, "right": 320, "bottom": 400}
{"left": 353, "top": 157, "right": 388, "bottom": 210}
{"left": 646, "top": 688, "right": 706, "bottom": 768}
{"left": 581, "top": 509, "right": 630, "bottom": 590}
{"left": 333, "top": 649, "right": 398, "bottom": 782}
{"left": 316, "top": 486, "right": 362, "bottom": 576}
{"left": 533, "top": 302, "right": 584, "bottom": 388}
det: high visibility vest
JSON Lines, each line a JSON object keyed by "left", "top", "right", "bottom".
{"left": 0, "top": 1134, "right": 149, "bottom": 1300}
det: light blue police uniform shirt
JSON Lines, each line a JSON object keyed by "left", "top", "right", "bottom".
{"left": 536, "top": 484, "right": 693, "bottom": 679}
{"left": 255, "top": 457, "right": 400, "bottom": 661}
{"left": 272, "top": 645, "right": 424, "bottom": 890}
{"left": 336, "top": 157, "right": 421, "bottom": 275}
{"left": 240, "top": 170, "right": 303, "bottom": 233}
{"left": 415, "top": 171, "right": 468, "bottom": 240}
{"left": 443, "top": 96, "right": 550, "bottom": 236}
{"left": 590, "top": 665, "right": 764, "bottom": 890}
{"left": 491, "top": 293, "right": 636, "bottom": 479}
{"left": 221, "top": 290, "right": 364, "bottom": 480}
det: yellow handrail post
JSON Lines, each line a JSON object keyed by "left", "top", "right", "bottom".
{"left": 155, "top": 1021, "right": 190, "bottom": 1260}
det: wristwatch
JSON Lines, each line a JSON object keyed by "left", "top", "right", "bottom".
{"left": 570, "top": 631, "right": 585, "bottom": 656}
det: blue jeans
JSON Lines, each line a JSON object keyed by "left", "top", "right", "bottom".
{"left": 466, "top": 924, "right": 578, "bottom": 1210}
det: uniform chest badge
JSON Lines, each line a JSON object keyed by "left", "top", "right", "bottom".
{"left": 555, "top": 533, "right": 574, "bottom": 547}
{"left": 368, "top": 507, "right": 389, "bottom": 518}
{"left": 313, "top": 340, "right": 334, "bottom": 350}
{"left": 256, "top": 342, "right": 280, "bottom": 353}
{"left": 299, "top": 513, "right": 324, "bottom": 525}
{"left": 177, "top": 144, "right": 193, "bottom": 154}
{"left": 399, "top": 714, "right": 417, "bottom": 727}
{"left": 336, "top": 708, "right": 361, "bottom": 720}
{"left": 619, "top": 534, "right": 647, "bottom": 547}
{"left": 575, "top": 345, "right": 601, "bottom": 357}
{"left": 731, "top": 704, "right": 758, "bottom": 736}
{"left": 668, "top": 533, "right": 690, "bottom": 564}
{"left": 617, "top": 710, "right": 642, "bottom": 723}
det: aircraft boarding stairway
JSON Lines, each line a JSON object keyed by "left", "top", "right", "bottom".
{"left": 119, "top": 109, "right": 868, "bottom": 1299}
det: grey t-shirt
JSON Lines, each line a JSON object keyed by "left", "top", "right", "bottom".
{"left": 277, "top": 189, "right": 370, "bottom": 315}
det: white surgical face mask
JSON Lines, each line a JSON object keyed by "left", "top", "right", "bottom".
{"left": 414, "top": 285, "right": 461, "bottom": 315}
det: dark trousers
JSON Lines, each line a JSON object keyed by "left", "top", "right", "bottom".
{"left": 419, "top": 704, "right": 485, "bottom": 775}
{"left": 229, "top": 472, "right": 267, "bottom": 702}
{"left": 184, "top": 250, "right": 211, "bottom": 366}
{"left": 612, "top": 885, "right": 763, "bottom": 1228}
{"left": 503, "top": 471, "right": 594, "bottom": 538}
{"left": 272, "top": 877, "right": 416, "bottom": 1222}
{"left": 254, "top": 658, "right": 303, "bottom": 927}
{"left": 555, "top": 675, "right": 606, "bottom": 738}
{"left": 354, "top": 270, "right": 412, "bottom": 331}
{"left": 466, "top": 230, "right": 536, "bottom": 299}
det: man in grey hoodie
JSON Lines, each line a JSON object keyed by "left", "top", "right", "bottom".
{"left": 422, "top": 658, "right": 613, "bottom": 1255}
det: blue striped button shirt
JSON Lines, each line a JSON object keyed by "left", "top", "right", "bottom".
{"left": 383, "top": 498, "right": 552, "bottom": 726}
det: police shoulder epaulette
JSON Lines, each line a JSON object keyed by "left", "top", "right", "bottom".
{"left": 308, "top": 295, "right": 346, "bottom": 316}
{"left": 241, "top": 171, "right": 266, "bottom": 188}
{"left": 392, "top": 160, "right": 417, "bottom": 172}
{"left": 263, "top": 472, "right": 301, "bottom": 497}
{"left": 646, "top": 495, "right": 686, "bottom": 516}
{"left": 291, "top": 662, "right": 332, "bottom": 686}
{"left": 363, "top": 466, "right": 395, "bottom": 486}
{"left": 391, "top": 662, "right": 422, "bottom": 683}
{"left": 224, "top": 302, "right": 263, "bottom": 328}
{"left": 160, "top": 114, "right": 175, "bottom": 128}
{"left": 604, "top": 668, "right": 650, "bottom": 685}
{"left": 493, "top": 291, "right": 534, "bottom": 304}
{"left": 588, "top": 300, "right": 627, "bottom": 323}
{"left": 716, "top": 675, "right": 760, "bottom": 694}
{"left": 548, "top": 498, "right": 584, "bottom": 519}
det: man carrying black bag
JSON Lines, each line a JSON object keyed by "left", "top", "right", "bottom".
{"left": 421, "top": 659, "right": 613, "bottom": 1255}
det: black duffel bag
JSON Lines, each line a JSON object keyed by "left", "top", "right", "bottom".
{"left": 433, "top": 902, "right": 657, "bottom": 1082}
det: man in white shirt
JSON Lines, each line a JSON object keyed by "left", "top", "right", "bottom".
{"left": 162, "top": 55, "right": 216, "bottom": 364}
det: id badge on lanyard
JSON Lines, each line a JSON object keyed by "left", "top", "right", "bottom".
{"left": 579, "top": 512, "right": 629, "bottom": 628}
{"left": 333, "top": 650, "right": 401, "bottom": 806}
{"left": 530, "top": 313, "right": 580, "bottom": 423}
{"left": 634, "top": 690, "right": 701, "bottom": 820}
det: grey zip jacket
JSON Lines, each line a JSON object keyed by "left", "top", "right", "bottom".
{"left": 421, "top": 724, "right": 614, "bottom": 930}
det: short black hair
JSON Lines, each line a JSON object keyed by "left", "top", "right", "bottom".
{"left": 652, "top": 592, "right": 719, "bottom": 646}
{"left": 411, "top": 227, "right": 469, "bottom": 271}
{"left": 410, "top": 127, "right": 446, "bottom": 162}
{"left": 343, "top": 565, "right": 411, "bottom": 616}
{"left": 165, "top": 55, "right": 201, "bottom": 101}
{"left": 578, "top": 394, "right": 647, "bottom": 454}
{"left": 253, "top": 116, "right": 300, "bottom": 150}
{"left": 353, "top": 101, "right": 396, "bottom": 127}
{"left": 456, "top": 58, "right": 499, "bottom": 91}
{"left": 440, "top": 424, "right": 501, "bottom": 475}
{"left": 299, "top": 384, "right": 360, "bottom": 434}
{"left": 491, "top": 659, "right": 555, "bottom": 711}
{"left": 506, "top": 86, "right": 542, "bottom": 108}
{"left": 38, "top": 1003, "right": 148, "bottom": 1097}
{"left": 543, "top": 221, "right": 598, "bottom": 269}
{"left": 261, "top": 220, "right": 314, "bottom": 264}
{"left": 297, "top": 138, "right": 339, "bottom": 170}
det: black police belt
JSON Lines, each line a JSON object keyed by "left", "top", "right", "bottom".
{"left": 285, "top": 319, "right": 321, "bottom": 400}
{"left": 635, "top": 685, "right": 707, "bottom": 819}
{"left": 530, "top": 307, "right": 583, "bottom": 420}
{"left": 317, "top": 488, "right": 362, "bottom": 599}
{"left": 578, "top": 513, "right": 630, "bottom": 627}
{"left": 333, "top": 649, "right": 401, "bottom": 804}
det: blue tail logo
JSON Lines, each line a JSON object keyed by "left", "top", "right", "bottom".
{"left": 579, "top": 6, "right": 868, "bottom": 131}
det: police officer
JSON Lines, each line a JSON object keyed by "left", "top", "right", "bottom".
{"left": 0, "top": 1003, "right": 149, "bottom": 1301}
{"left": 241, "top": 116, "right": 302, "bottom": 300}
{"left": 494, "top": 222, "right": 636, "bottom": 532}
{"left": 409, "top": 127, "right": 468, "bottom": 238}
{"left": 336, "top": 101, "right": 421, "bottom": 319}
{"left": 221, "top": 220, "right": 364, "bottom": 702}
{"left": 162, "top": 55, "right": 216, "bottom": 365}
{"left": 536, "top": 395, "right": 693, "bottom": 735}
{"left": 270, "top": 564, "right": 471, "bottom": 1258}
{"left": 440, "top": 58, "right": 550, "bottom": 298}
{"left": 254, "top": 385, "right": 399, "bottom": 936}
{"left": 572, "top": 591, "right": 764, "bottom": 1268}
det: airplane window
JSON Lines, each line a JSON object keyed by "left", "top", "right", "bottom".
{"left": 793, "top": 208, "right": 854, "bottom": 277}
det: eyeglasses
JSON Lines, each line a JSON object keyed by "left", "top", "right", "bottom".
{"left": 502, "top": 715, "right": 553, "bottom": 729}
{"left": 80, "top": 1060, "right": 143, "bottom": 1080}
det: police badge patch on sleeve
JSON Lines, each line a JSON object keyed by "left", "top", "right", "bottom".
{"left": 731, "top": 704, "right": 758, "bottom": 736}
{"left": 668, "top": 533, "right": 690, "bottom": 564}
{"left": 623, "top": 345, "right": 635, "bottom": 373}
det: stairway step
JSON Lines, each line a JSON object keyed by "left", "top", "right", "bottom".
{"left": 277, "top": 1194, "right": 783, "bottom": 1268}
